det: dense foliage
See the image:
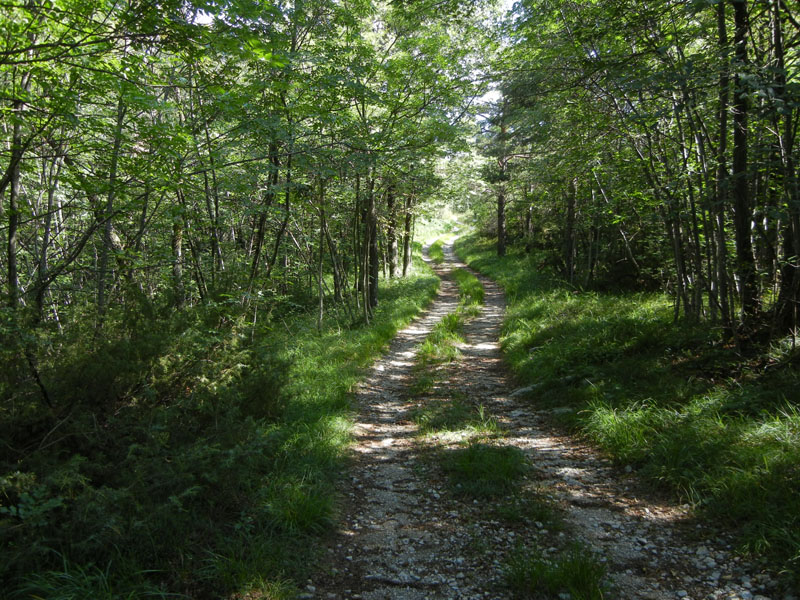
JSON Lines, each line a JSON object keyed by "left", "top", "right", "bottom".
{"left": 462, "top": 0, "right": 800, "bottom": 587}
{"left": 480, "top": 0, "right": 800, "bottom": 340}
{"left": 0, "top": 0, "right": 494, "bottom": 596}
{"left": 5, "top": 0, "right": 800, "bottom": 594}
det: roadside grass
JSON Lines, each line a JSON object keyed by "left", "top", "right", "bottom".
{"left": 442, "top": 442, "right": 527, "bottom": 498}
{"left": 504, "top": 542, "right": 608, "bottom": 600}
{"left": 456, "top": 233, "right": 800, "bottom": 584}
{"left": 15, "top": 562, "right": 174, "bottom": 600}
{"left": 1, "top": 254, "right": 439, "bottom": 599}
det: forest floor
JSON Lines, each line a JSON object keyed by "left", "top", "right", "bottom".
{"left": 307, "top": 243, "right": 784, "bottom": 600}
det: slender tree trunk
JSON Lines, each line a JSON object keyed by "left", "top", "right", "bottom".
{"left": 524, "top": 184, "right": 533, "bottom": 253}
{"left": 380, "top": 225, "right": 387, "bottom": 280}
{"left": 772, "top": 0, "right": 800, "bottom": 332}
{"left": 732, "top": 0, "right": 758, "bottom": 318}
{"left": 7, "top": 62, "right": 53, "bottom": 407}
{"left": 317, "top": 179, "right": 326, "bottom": 332}
{"left": 266, "top": 152, "right": 292, "bottom": 279}
{"left": 564, "top": 178, "right": 577, "bottom": 284}
{"left": 353, "top": 175, "right": 362, "bottom": 304}
{"left": 7, "top": 103, "right": 24, "bottom": 309}
{"left": 676, "top": 102, "right": 706, "bottom": 319}
{"left": 6, "top": 69, "right": 33, "bottom": 309}
{"left": 666, "top": 209, "right": 689, "bottom": 321}
{"left": 35, "top": 153, "right": 63, "bottom": 319}
{"left": 204, "top": 120, "right": 223, "bottom": 274}
{"left": 402, "top": 194, "right": 413, "bottom": 276}
{"left": 249, "top": 142, "right": 279, "bottom": 285}
{"left": 324, "top": 216, "right": 344, "bottom": 303}
{"left": 192, "top": 77, "right": 225, "bottom": 277}
{"left": 497, "top": 101, "right": 508, "bottom": 257}
{"left": 178, "top": 188, "right": 207, "bottom": 302}
{"left": 96, "top": 95, "right": 126, "bottom": 332}
{"left": 593, "top": 170, "right": 639, "bottom": 273}
{"left": 497, "top": 184, "right": 506, "bottom": 257}
{"left": 586, "top": 189, "right": 598, "bottom": 286}
{"left": 367, "top": 174, "right": 378, "bottom": 310}
{"left": 172, "top": 215, "right": 185, "bottom": 308}
{"left": 716, "top": 0, "right": 733, "bottom": 331}
{"left": 387, "top": 185, "right": 398, "bottom": 278}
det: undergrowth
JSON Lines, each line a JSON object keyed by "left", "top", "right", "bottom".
{"left": 456, "top": 233, "right": 800, "bottom": 586}
{"left": 0, "top": 255, "right": 439, "bottom": 598}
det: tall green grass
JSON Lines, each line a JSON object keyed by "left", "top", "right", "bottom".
{"left": 456, "top": 233, "right": 800, "bottom": 586}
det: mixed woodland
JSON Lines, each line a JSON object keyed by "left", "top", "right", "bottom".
{"left": 2, "top": 0, "right": 799, "bottom": 597}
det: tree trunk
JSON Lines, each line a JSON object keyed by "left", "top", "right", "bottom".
{"left": 732, "top": 0, "right": 759, "bottom": 318}
{"left": 324, "top": 216, "right": 344, "bottom": 303}
{"left": 524, "top": 184, "right": 534, "bottom": 253}
{"left": 716, "top": 0, "right": 733, "bottom": 331}
{"left": 266, "top": 152, "right": 292, "bottom": 279}
{"left": 497, "top": 185, "right": 506, "bottom": 257}
{"left": 7, "top": 86, "right": 27, "bottom": 309}
{"left": 6, "top": 66, "right": 34, "bottom": 310}
{"left": 387, "top": 185, "right": 398, "bottom": 278}
{"left": 248, "top": 142, "right": 279, "bottom": 286}
{"left": 564, "top": 178, "right": 577, "bottom": 284}
{"left": 367, "top": 174, "right": 379, "bottom": 310}
{"left": 772, "top": 0, "right": 800, "bottom": 332}
{"left": 317, "top": 178, "right": 326, "bottom": 332}
{"left": 96, "top": 95, "right": 126, "bottom": 332}
{"left": 497, "top": 102, "right": 508, "bottom": 257}
{"left": 353, "top": 174, "right": 362, "bottom": 304}
{"left": 192, "top": 77, "right": 225, "bottom": 278}
{"left": 34, "top": 153, "right": 63, "bottom": 319}
{"left": 178, "top": 188, "right": 207, "bottom": 302}
{"left": 172, "top": 215, "right": 185, "bottom": 308}
{"left": 402, "top": 194, "right": 413, "bottom": 276}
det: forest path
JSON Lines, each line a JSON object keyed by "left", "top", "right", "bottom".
{"left": 307, "top": 243, "right": 776, "bottom": 600}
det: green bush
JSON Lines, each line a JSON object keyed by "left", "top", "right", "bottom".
{"left": 1, "top": 256, "right": 440, "bottom": 598}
